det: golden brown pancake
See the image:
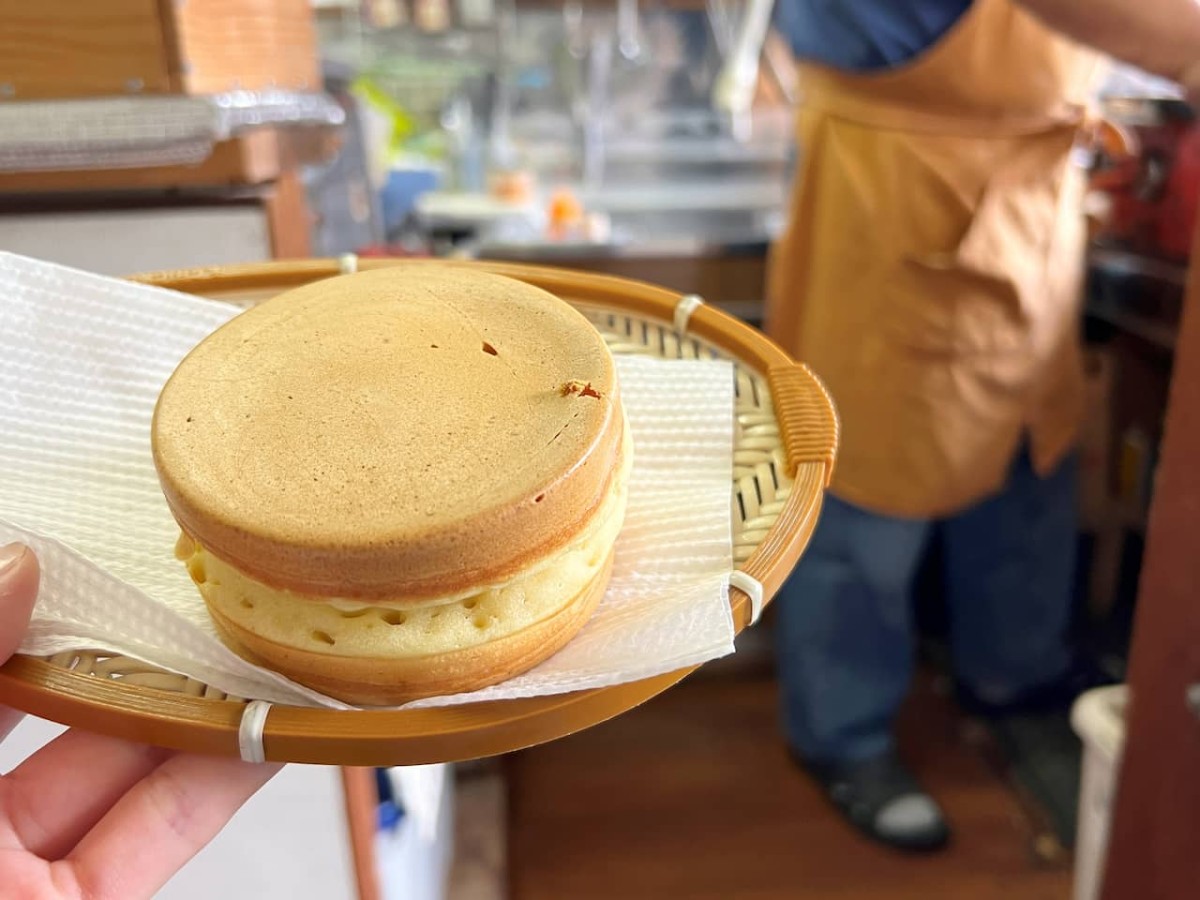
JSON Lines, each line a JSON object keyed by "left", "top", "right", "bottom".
{"left": 152, "top": 265, "right": 629, "bottom": 703}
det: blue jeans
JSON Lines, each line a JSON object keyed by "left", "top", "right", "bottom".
{"left": 775, "top": 448, "right": 1077, "bottom": 764}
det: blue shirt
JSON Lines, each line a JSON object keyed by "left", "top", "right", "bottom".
{"left": 775, "top": 0, "right": 972, "bottom": 71}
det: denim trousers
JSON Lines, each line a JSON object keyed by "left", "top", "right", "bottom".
{"left": 774, "top": 447, "right": 1077, "bottom": 763}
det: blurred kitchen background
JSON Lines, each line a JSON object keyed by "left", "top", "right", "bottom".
{"left": 0, "top": 0, "right": 794, "bottom": 320}
{"left": 1, "top": 2, "right": 1197, "bottom": 899}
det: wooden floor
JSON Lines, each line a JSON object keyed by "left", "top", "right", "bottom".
{"left": 505, "top": 673, "right": 1073, "bottom": 900}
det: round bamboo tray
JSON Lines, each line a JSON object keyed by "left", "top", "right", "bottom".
{"left": 0, "top": 258, "right": 838, "bottom": 766}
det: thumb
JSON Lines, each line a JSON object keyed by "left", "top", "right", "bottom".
{"left": 0, "top": 543, "right": 40, "bottom": 665}
{"left": 0, "top": 542, "right": 39, "bottom": 744}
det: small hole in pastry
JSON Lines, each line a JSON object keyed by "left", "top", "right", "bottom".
{"left": 186, "top": 558, "right": 207, "bottom": 585}
{"left": 312, "top": 630, "right": 336, "bottom": 645}
{"left": 381, "top": 610, "right": 407, "bottom": 625}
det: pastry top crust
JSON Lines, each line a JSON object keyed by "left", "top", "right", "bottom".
{"left": 152, "top": 265, "right": 622, "bottom": 601}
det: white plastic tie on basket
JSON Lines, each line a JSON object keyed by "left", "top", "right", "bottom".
{"left": 729, "top": 570, "right": 765, "bottom": 626}
{"left": 338, "top": 253, "right": 359, "bottom": 274}
{"left": 674, "top": 294, "right": 705, "bottom": 335}
{"left": 238, "top": 700, "right": 273, "bottom": 764}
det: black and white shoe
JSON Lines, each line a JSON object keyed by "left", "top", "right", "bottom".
{"left": 799, "top": 750, "right": 951, "bottom": 852}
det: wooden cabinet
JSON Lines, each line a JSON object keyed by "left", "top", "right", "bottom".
{"left": 1101, "top": 230, "right": 1200, "bottom": 899}
{"left": 0, "top": 0, "right": 319, "bottom": 101}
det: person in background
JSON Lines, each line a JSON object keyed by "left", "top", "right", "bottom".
{"left": 767, "top": 0, "right": 1200, "bottom": 852}
{"left": 0, "top": 543, "right": 281, "bottom": 898}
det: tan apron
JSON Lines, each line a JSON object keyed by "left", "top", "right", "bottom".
{"left": 765, "top": 0, "right": 1103, "bottom": 518}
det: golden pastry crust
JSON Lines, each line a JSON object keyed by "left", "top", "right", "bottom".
{"left": 179, "top": 419, "right": 630, "bottom": 703}
{"left": 179, "top": 433, "right": 629, "bottom": 655}
{"left": 152, "top": 265, "right": 623, "bottom": 601}
{"left": 153, "top": 265, "right": 631, "bottom": 702}
{"left": 208, "top": 553, "right": 613, "bottom": 705}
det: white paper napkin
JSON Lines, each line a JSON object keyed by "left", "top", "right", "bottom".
{"left": 0, "top": 252, "right": 736, "bottom": 710}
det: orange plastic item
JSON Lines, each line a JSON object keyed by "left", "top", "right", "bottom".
{"left": 546, "top": 188, "right": 585, "bottom": 239}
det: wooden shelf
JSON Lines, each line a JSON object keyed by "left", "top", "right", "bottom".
{"left": 0, "top": 128, "right": 341, "bottom": 195}
{"left": 0, "top": 0, "right": 318, "bottom": 101}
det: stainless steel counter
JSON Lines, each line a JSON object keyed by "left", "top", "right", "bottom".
{"left": 478, "top": 210, "right": 781, "bottom": 260}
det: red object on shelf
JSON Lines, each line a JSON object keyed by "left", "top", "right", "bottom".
{"left": 1158, "top": 127, "right": 1200, "bottom": 259}
{"left": 1091, "top": 100, "right": 1200, "bottom": 262}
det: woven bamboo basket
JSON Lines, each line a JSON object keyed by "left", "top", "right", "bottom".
{"left": 0, "top": 258, "right": 838, "bottom": 766}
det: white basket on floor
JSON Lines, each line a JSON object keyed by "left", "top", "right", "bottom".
{"left": 1070, "top": 685, "right": 1129, "bottom": 900}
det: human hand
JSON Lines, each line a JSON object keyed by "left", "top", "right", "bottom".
{"left": 0, "top": 542, "right": 282, "bottom": 899}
